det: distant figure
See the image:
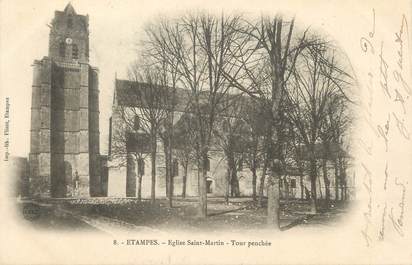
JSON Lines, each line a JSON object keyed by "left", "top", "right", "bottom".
{"left": 304, "top": 186, "right": 311, "bottom": 200}
{"left": 74, "top": 171, "right": 79, "bottom": 195}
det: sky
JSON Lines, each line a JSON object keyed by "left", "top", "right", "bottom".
{"left": 0, "top": 0, "right": 408, "bottom": 157}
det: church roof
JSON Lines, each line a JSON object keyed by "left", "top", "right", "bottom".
{"left": 297, "top": 142, "right": 350, "bottom": 160}
{"left": 114, "top": 79, "right": 191, "bottom": 112}
{"left": 64, "top": 2, "right": 76, "bottom": 14}
{"left": 114, "top": 79, "right": 254, "bottom": 116}
{"left": 53, "top": 2, "right": 88, "bottom": 28}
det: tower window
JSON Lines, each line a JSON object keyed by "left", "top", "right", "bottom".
{"left": 59, "top": 42, "right": 65, "bottom": 57}
{"left": 67, "top": 16, "right": 73, "bottom": 28}
{"left": 72, "top": 44, "right": 78, "bottom": 59}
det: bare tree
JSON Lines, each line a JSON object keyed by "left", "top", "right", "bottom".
{"left": 284, "top": 42, "right": 352, "bottom": 213}
{"left": 213, "top": 95, "right": 250, "bottom": 203}
{"left": 141, "top": 19, "right": 183, "bottom": 207}
{"left": 173, "top": 114, "right": 196, "bottom": 198}
{"left": 318, "top": 93, "right": 345, "bottom": 207}
{"left": 221, "top": 15, "right": 313, "bottom": 228}
{"left": 289, "top": 125, "right": 307, "bottom": 200}
{"left": 110, "top": 112, "right": 149, "bottom": 200}
{"left": 133, "top": 12, "right": 354, "bottom": 225}
{"left": 241, "top": 99, "right": 267, "bottom": 201}
{"left": 326, "top": 96, "right": 352, "bottom": 202}
{"left": 143, "top": 13, "right": 250, "bottom": 217}
{"left": 123, "top": 62, "right": 170, "bottom": 204}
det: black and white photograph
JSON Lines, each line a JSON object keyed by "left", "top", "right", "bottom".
{"left": 0, "top": 0, "right": 411, "bottom": 264}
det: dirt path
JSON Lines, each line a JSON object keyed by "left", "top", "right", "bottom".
{"left": 18, "top": 198, "right": 350, "bottom": 233}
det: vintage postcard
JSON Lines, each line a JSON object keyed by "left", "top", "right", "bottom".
{"left": 0, "top": 0, "right": 411, "bottom": 264}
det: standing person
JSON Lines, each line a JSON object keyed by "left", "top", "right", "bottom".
{"left": 74, "top": 171, "right": 79, "bottom": 196}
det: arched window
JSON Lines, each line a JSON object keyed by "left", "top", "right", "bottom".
{"left": 72, "top": 44, "right": 78, "bottom": 59}
{"left": 290, "top": 179, "right": 297, "bottom": 189}
{"left": 59, "top": 42, "right": 65, "bottom": 57}
{"left": 206, "top": 179, "right": 213, "bottom": 193}
{"left": 67, "top": 16, "right": 73, "bottom": 28}
{"left": 133, "top": 115, "right": 140, "bottom": 131}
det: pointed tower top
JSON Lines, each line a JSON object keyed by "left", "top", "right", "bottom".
{"left": 64, "top": 2, "right": 76, "bottom": 15}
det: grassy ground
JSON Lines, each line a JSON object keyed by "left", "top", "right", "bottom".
{"left": 17, "top": 201, "right": 99, "bottom": 232}
{"left": 18, "top": 197, "right": 351, "bottom": 232}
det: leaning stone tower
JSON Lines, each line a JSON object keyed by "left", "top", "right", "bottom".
{"left": 29, "top": 3, "right": 100, "bottom": 198}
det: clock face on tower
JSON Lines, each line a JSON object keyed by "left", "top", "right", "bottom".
{"left": 65, "top": 37, "right": 73, "bottom": 44}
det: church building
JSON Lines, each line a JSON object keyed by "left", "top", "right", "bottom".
{"left": 29, "top": 3, "right": 101, "bottom": 198}
{"left": 107, "top": 79, "right": 259, "bottom": 198}
{"left": 26, "top": 3, "right": 353, "bottom": 201}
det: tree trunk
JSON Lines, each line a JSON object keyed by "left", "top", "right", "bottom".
{"left": 225, "top": 167, "right": 230, "bottom": 204}
{"left": 168, "top": 112, "right": 174, "bottom": 208}
{"left": 225, "top": 151, "right": 231, "bottom": 203}
{"left": 182, "top": 163, "right": 188, "bottom": 198}
{"left": 252, "top": 166, "right": 257, "bottom": 201}
{"left": 322, "top": 158, "right": 330, "bottom": 209}
{"left": 137, "top": 173, "right": 142, "bottom": 201}
{"left": 267, "top": 173, "right": 280, "bottom": 228}
{"left": 339, "top": 157, "right": 346, "bottom": 201}
{"left": 198, "top": 152, "right": 208, "bottom": 218}
{"left": 340, "top": 174, "right": 346, "bottom": 201}
{"left": 284, "top": 177, "right": 289, "bottom": 202}
{"left": 165, "top": 146, "right": 170, "bottom": 199}
{"left": 318, "top": 175, "right": 323, "bottom": 199}
{"left": 164, "top": 140, "right": 173, "bottom": 208}
{"left": 343, "top": 182, "right": 348, "bottom": 201}
{"left": 126, "top": 153, "right": 136, "bottom": 197}
{"left": 309, "top": 159, "right": 318, "bottom": 214}
{"left": 170, "top": 174, "right": 174, "bottom": 204}
{"left": 334, "top": 159, "right": 339, "bottom": 202}
{"left": 231, "top": 170, "right": 240, "bottom": 197}
{"left": 300, "top": 173, "right": 304, "bottom": 200}
{"left": 258, "top": 159, "right": 268, "bottom": 207}
{"left": 227, "top": 150, "right": 240, "bottom": 198}
{"left": 298, "top": 161, "right": 305, "bottom": 200}
{"left": 150, "top": 130, "right": 157, "bottom": 204}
